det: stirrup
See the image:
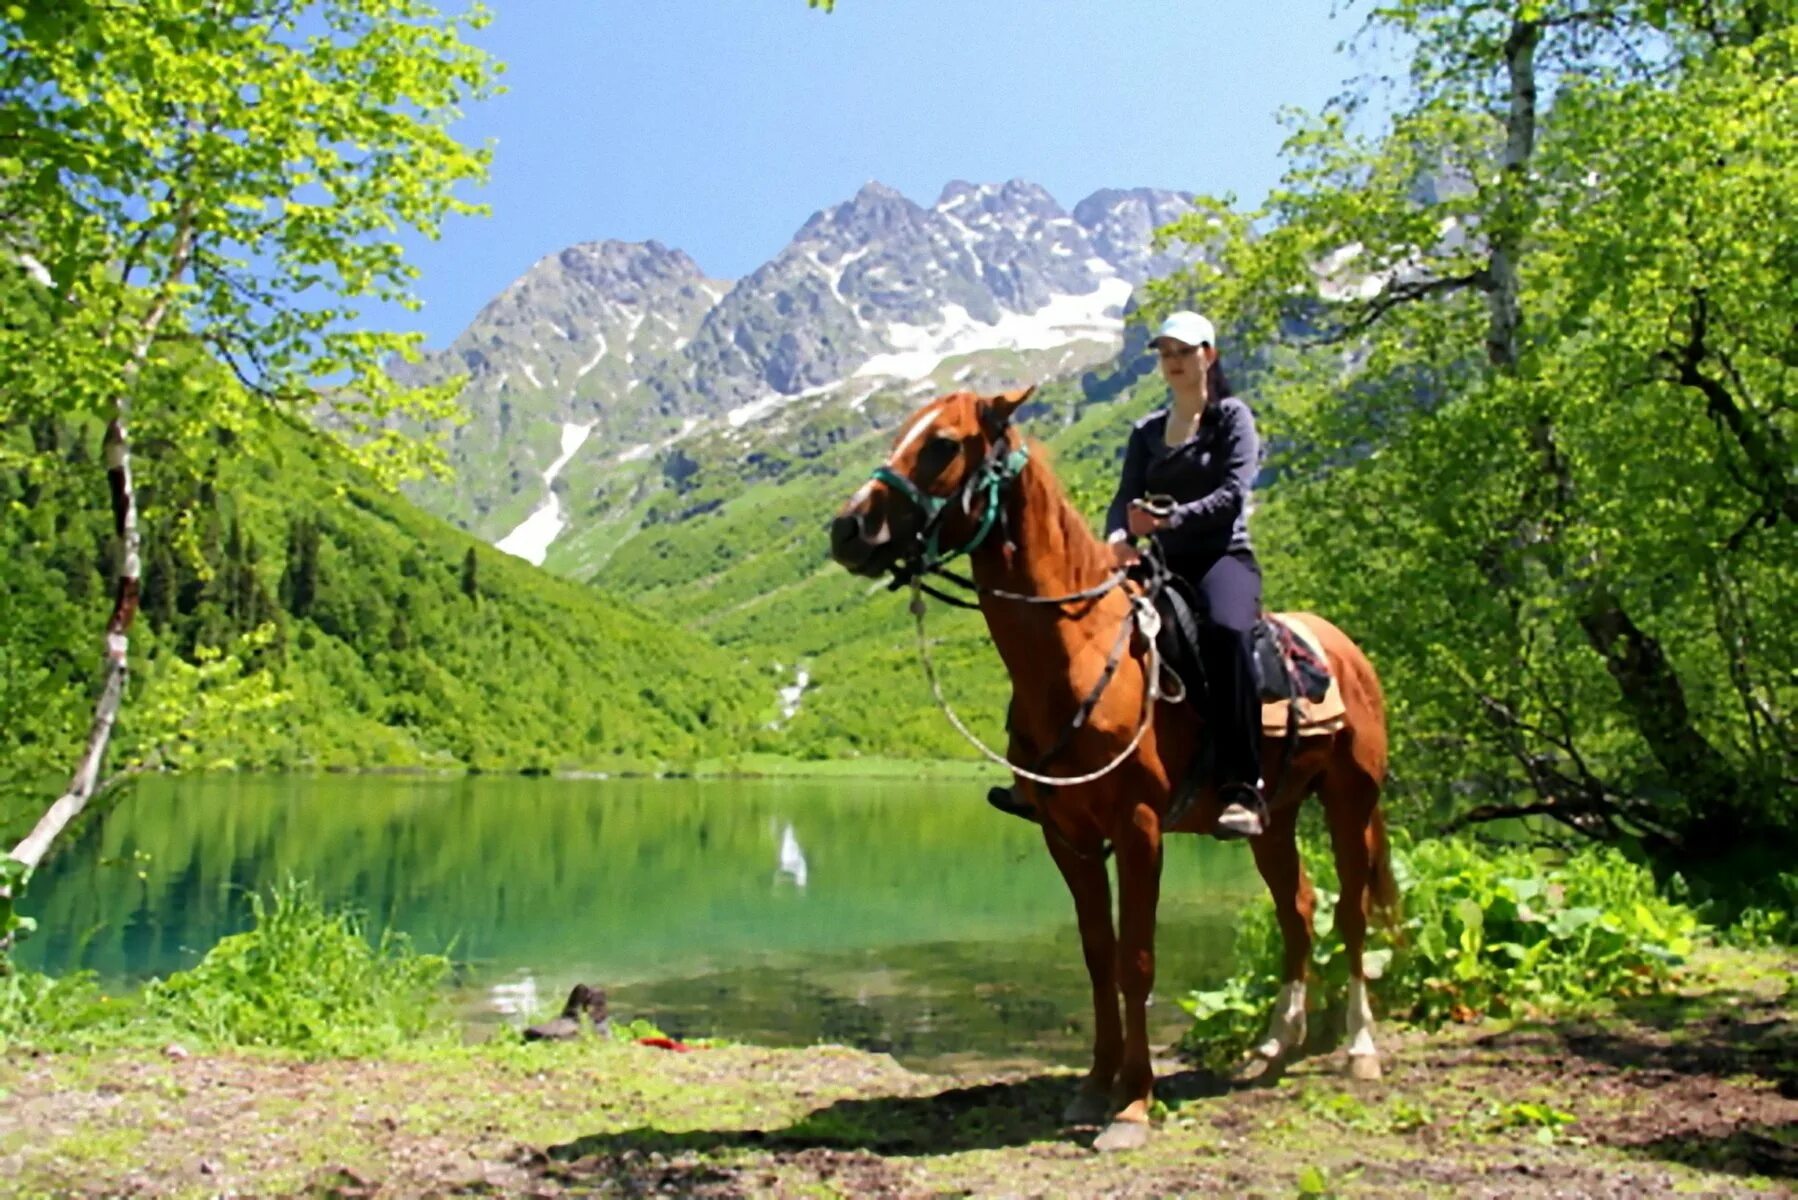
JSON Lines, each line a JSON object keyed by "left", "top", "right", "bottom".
{"left": 1214, "top": 785, "right": 1266, "bottom": 840}
{"left": 986, "top": 785, "right": 1038, "bottom": 822}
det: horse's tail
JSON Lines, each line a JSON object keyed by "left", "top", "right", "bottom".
{"left": 1366, "top": 803, "right": 1402, "bottom": 929}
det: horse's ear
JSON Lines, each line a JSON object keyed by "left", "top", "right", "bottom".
{"left": 980, "top": 386, "right": 1036, "bottom": 431}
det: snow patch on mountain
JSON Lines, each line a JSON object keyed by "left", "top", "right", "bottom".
{"left": 727, "top": 379, "right": 846, "bottom": 428}
{"left": 493, "top": 421, "right": 595, "bottom": 565}
{"left": 854, "top": 278, "right": 1133, "bottom": 382}
{"left": 576, "top": 336, "right": 609, "bottom": 379}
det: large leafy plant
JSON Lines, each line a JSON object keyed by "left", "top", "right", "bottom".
{"left": 1179, "top": 835, "right": 1699, "bottom": 1070}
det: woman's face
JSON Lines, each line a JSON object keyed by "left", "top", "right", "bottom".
{"left": 1156, "top": 339, "right": 1212, "bottom": 391}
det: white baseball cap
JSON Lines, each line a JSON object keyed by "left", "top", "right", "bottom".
{"left": 1149, "top": 310, "right": 1217, "bottom": 349}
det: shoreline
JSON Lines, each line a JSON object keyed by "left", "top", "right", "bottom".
{"left": 5, "top": 945, "right": 1793, "bottom": 1197}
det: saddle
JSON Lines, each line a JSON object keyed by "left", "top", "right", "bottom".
{"left": 1149, "top": 579, "right": 1344, "bottom": 735}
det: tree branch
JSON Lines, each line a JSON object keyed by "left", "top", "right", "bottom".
{"left": 1307, "top": 269, "right": 1492, "bottom": 346}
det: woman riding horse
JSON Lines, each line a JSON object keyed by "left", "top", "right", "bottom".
{"left": 829, "top": 385, "right": 1396, "bottom": 1151}
{"left": 990, "top": 309, "right": 1269, "bottom": 838}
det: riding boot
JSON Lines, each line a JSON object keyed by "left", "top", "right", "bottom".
{"left": 1214, "top": 781, "right": 1267, "bottom": 840}
{"left": 1201, "top": 615, "right": 1272, "bottom": 841}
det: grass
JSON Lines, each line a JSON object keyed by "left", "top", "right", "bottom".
{"left": 1, "top": 940, "right": 1792, "bottom": 1196}
{"left": 2, "top": 880, "right": 454, "bottom": 1057}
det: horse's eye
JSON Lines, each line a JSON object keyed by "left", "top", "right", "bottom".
{"left": 918, "top": 435, "right": 961, "bottom": 479}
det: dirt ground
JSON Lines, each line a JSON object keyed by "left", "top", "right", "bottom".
{"left": 2, "top": 954, "right": 1794, "bottom": 1198}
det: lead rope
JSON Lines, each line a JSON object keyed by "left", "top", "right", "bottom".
{"left": 908, "top": 580, "right": 1185, "bottom": 787}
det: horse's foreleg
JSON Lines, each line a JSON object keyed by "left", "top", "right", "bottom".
{"left": 1326, "top": 776, "right": 1385, "bottom": 1081}
{"left": 1045, "top": 825, "right": 1121, "bottom": 1126}
{"left": 1243, "top": 800, "right": 1314, "bottom": 1077}
{"left": 1093, "top": 799, "right": 1162, "bottom": 1151}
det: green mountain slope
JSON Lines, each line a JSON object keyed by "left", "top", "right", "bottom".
{"left": 1, "top": 416, "right": 773, "bottom": 839}
{"left": 545, "top": 368, "right": 1176, "bottom": 764}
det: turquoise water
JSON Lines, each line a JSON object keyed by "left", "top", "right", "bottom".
{"left": 18, "top": 775, "right": 1263, "bottom": 1069}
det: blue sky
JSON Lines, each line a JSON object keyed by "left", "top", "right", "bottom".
{"left": 397, "top": 1, "right": 1386, "bottom": 348}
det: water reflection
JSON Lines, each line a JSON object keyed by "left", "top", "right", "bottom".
{"left": 20, "top": 775, "right": 1263, "bottom": 1069}
{"left": 776, "top": 822, "right": 809, "bottom": 888}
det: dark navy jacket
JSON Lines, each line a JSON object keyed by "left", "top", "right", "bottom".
{"left": 1103, "top": 397, "right": 1260, "bottom": 560}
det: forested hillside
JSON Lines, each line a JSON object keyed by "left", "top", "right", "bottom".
{"left": 0, "top": 413, "right": 771, "bottom": 841}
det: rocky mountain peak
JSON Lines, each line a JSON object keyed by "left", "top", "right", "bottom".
{"left": 406, "top": 177, "right": 1211, "bottom": 547}
{"left": 1072, "top": 187, "right": 1200, "bottom": 283}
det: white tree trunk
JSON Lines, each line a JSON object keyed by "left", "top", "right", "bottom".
{"left": 4, "top": 218, "right": 191, "bottom": 901}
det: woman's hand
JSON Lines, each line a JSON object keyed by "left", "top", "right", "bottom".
{"left": 1126, "top": 502, "right": 1165, "bottom": 538}
{"left": 1110, "top": 539, "right": 1142, "bottom": 569}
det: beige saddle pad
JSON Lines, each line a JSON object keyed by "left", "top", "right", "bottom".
{"left": 1260, "top": 613, "right": 1347, "bottom": 737}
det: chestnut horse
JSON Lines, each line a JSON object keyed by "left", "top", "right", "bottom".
{"left": 829, "top": 388, "right": 1397, "bottom": 1151}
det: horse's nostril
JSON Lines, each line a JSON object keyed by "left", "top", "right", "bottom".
{"left": 829, "top": 515, "right": 864, "bottom": 558}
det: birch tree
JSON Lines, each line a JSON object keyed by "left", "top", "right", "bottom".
{"left": 0, "top": 0, "right": 496, "bottom": 940}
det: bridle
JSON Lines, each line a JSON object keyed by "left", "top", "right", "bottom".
{"left": 869, "top": 416, "right": 1032, "bottom": 603}
{"left": 869, "top": 414, "right": 1125, "bottom": 611}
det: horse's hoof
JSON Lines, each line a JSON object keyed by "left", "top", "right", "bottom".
{"left": 1346, "top": 1053, "right": 1383, "bottom": 1082}
{"left": 1062, "top": 1089, "right": 1113, "bottom": 1126}
{"left": 1232, "top": 1052, "right": 1285, "bottom": 1086}
{"left": 1093, "top": 1118, "right": 1150, "bottom": 1152}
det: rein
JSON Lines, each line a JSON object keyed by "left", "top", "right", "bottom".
{"left": 906, "top": 579, "right": 1185, "bottom": 787}
{"left": 870, "top": 420, "right": 1182, "bottom": 787}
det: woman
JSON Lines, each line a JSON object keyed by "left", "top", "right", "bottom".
{"left": 1108, "top": 309, "right": 1265, "bottom": 838}
{"left": 987, "top": 310, "right": 1267, "bottom": 838}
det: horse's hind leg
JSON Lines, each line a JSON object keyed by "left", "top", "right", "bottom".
{"left": 1243, "top": 799, "right": 1314, "bottom": 1080}
{"left": 1045, "top": 830, "right": 1122, "bottom": 1126}
{"left": 1325, "top": 772, "right": 1387, "bottom": 1081}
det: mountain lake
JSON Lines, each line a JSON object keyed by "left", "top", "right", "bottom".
{"left": 17, "top": 774, "right": 1264, "bottom": 1071}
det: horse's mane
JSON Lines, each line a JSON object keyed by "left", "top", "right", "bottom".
{"left": 1009, "top": 438, "right": 1118, "bottom": 591}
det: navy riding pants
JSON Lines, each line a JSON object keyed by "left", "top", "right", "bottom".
{"left": 1166, "top": 549, "right": 1262, "bottom": 794}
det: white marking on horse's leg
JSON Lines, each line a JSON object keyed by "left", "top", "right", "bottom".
{"left": 1255, "top": 980, "right": 1306, "bottom": 1060}
{"left": 1345, "top": 975, "right": 1378, "bottom": 1061}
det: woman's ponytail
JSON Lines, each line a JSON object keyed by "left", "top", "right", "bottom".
{"left": 1208, "top": 356, "right": 1233, "bottom": 399}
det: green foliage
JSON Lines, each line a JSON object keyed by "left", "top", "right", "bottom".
{"left": 143, "top": 880, "right": 454, "bottom": 1057}
{"left": 609, "top": 1016, "right": 671, "bottom": 1042}
{"left": 0, "top": 857, "right": 33, "bottom": 960}
{"left": 1178, "top": 836, "right": 1700, "bottom": 1069}
{"left": 0, "top": 968, "right": 124, "bottom": 1051}
{"left": 1489, "top": 1099, "right": 1579, "bottom": 1144}
{"left": 1295, "top": 1162, "right": 1362, "bottom": 1199}
{"left": 0, "top": 0, "right": 497, "bottom": 485}
{"left": 1149, "top": 4, "right": 1797, "bottom": 856}
{"left": 1718, "top": 870, "right": 1798, "bottom": 947}
{"left": 0, "top": 413, "right": 772, "bottom": 815}
{"left": 2, "top": 880, "right": 457, "bottom": 1055}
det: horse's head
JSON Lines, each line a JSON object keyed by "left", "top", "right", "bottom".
{"left": 829, "top": 386, "right": 1035, "bottom": 578}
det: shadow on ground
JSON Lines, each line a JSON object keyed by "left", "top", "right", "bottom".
{"left": 1467, "top": 983, "right": 1798, "bottom": 1182}
{"left": 1572, "top": 988, "right": 1798, "bottom": 1096}
{"left": 525, "top": 1068, "right": 1231, "bottom": 1192}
